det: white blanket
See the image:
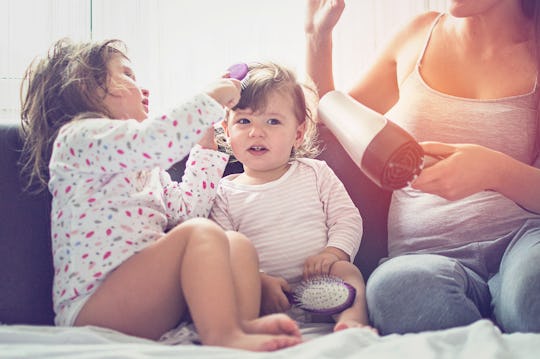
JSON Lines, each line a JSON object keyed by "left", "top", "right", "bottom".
{"left": 1, "top": 320, "right": 539, "bottom": 358}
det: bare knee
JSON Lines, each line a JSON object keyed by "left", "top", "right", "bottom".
{"left": 172, "top": 218, "right": 227, "bottom": 241}
{"left": 226, "top": 231, "right": 259, "bottom": 264}
{"left": 330, "top": 261, "right": 365, "bottom": 283}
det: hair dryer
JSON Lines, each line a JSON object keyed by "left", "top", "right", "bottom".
{"left": 318, "top": 91, "right": 424, "bottom": 190}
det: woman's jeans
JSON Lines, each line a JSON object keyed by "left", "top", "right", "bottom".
{"left": 366, "top": 219, "right": 540, "bottom": 335}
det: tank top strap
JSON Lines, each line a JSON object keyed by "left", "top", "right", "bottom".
{"left": 416, "top": 12, "right": 445, "bottom": 69}
{"left": 532, "top": 44, "right": 539, "bottom": 90}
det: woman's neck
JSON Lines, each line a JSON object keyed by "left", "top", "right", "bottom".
{"left": 448, "top": 4, "right": 532, "bottom": 50}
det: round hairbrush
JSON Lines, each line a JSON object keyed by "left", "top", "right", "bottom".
{"left": 286, "top": 275, "right": 356, "bottom": 315}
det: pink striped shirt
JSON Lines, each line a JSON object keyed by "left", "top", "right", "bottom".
{"left": 210, "top": 158, "right": 363, "bottom": 284}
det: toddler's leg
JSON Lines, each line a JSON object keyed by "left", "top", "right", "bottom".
{"left": 329, "top": 261, "right": 370, "bottom": 332}
{"left": 75, "top": 218, "right": 300, "bottom": 351}
{"left": 489, "top": 219, "right": 540, "bottom": 333}
{"left": 226, "top": 231, "right": 261, "bottom": 319}
{"left": 366, "top": 254, "right": 489, "bottom": 335}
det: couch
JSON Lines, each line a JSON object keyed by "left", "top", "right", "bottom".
{"left": 0, "top": 122, "right": 391, "bottom": 326}
{"left": 3, "top": 122, "right": 540, "bottom": 359}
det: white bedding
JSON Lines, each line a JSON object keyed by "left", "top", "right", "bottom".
{"left": 1, "top": 320, "right": 539, "bottom": 358}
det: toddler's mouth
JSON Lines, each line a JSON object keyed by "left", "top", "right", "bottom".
{"left": 249, "top": 146, "right": 268, "bottom": 154}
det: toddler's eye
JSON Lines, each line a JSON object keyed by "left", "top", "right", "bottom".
{"left": 237, "top": 118, "right": 250, "bottom": 125}
{"left": 267, "top": 118, "right": 280, "bottom": 125}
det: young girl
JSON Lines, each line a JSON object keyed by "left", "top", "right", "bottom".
{"left": 210, "top": 62, "right": 370, "bottom": 332}
{"left": 19, "top": 38, "right": 302, "bottom": 351}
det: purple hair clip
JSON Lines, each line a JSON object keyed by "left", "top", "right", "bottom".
{"left": 227, "top": 63, "right": 249, "bottom": 89}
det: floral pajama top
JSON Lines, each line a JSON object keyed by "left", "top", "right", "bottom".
{"left": 48, "top": 93, "right": 229, "bottom": 325}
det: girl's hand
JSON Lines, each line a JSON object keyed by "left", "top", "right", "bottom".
{"left": 260, "top": 273, "right": 292, "bottom": 315}
{"left": 412, "top": 141, "right": 501, "bottom": 200}
{"left": 303, "top": 251, "right": 340, "bottom": 278}
{"left": 197, "top": 127, "right": 217, "bottom": 150}
{"left": 305, "top": 0, "right": 345, "bottom": 35}
{"left": 205, "top": 78, "right": 241, "bottom": 109}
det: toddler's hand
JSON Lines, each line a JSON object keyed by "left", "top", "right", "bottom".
{"left": 303, "top": 252, "right": 340, "bottom": 278}
{"left": 260, "top": 273, "right": 292, "bottom": 315}
{"left": 205, "top": 78, "right": 242, "bottom": 109}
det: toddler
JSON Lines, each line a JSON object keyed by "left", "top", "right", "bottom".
{"left": 211, "top": 62, "right": 370, "bottom": 331}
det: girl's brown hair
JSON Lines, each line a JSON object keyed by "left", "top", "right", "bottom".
{"left": 222, "top": 61, "right": 320, "bottom": 159}
{"left": 19, "top": 38, "right": 127, "bottom": 192}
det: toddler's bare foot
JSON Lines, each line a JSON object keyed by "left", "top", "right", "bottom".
{"left": 206, "top": 331, "right": 302, "bottom": 352}
{"left": 334, "top": 319, "right": 376, "bottom": 333}
{"left": 243, "top": 313, "right": 301, "bottom": 338}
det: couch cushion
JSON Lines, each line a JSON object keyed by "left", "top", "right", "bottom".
{"left": 0, "top": 124, "right": 55, "bottom": 325}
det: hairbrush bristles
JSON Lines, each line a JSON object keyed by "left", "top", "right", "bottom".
{"left": 227, "top": 63, "right": 249, "bottom": 90}
{"left": 287, "top": 275, "right": 356, "bottom": 315}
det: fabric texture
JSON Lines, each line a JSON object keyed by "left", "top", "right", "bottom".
{"left": 2, "top": 319, "right": 540, "bottom": 358}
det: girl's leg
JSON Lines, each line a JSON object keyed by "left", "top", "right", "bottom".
{"left": 226, "top": 231, "right": 301, "bottom": 337}
{"left": 75, "top": 218, "right": 301, "bottom": 351}
{"left": 366, "top": 254, "right": 490, "bottom": 335}
{"left": 327, "top": 261, "right": 370, "bottom": 332}
{"left": 489, "top": 219, "right": 540, "bottom": 333}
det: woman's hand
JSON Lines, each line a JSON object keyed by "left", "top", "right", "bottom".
{"left": 260, "top": 273, "right": 292, "bottom": 315}
{"left": 305, "top": 0, "right": 345, "bottom": 35}
{"left": 412, "top": 141, "right": 501, "bottom": 200}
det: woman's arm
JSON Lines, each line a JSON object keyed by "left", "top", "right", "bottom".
{"left": 496, "top": 154, "right": 540, "bottom": 213}
{"left": 304, "top": 0, "right": 400, "bottom": 109}
{"left": 305, "top": 0, "right": 437, "bottom": 115}
{"left": 413, "top": 142, "right": 540, "bottom": 214}
{"left": 347, "top": 12, "right": 438, "bottom": 114}
{"left": 305, "top": 0, "right": 345, "bottom": 97}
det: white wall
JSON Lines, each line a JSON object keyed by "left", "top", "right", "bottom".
{"left": 0, "top": 0, "right": 447, "bottom": 123}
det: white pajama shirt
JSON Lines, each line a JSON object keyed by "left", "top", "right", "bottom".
{"left": 49, "top": 93, "right": 229, "bottom": 326}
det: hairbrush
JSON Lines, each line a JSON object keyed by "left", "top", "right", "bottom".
{"left": 227, "top": 63, "right": 249, "bottom": 89}
{"left": 286, "top": 275, "right": 356, "bottom": 315}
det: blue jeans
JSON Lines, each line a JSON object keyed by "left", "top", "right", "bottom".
{"left": 366, "top": 219, "right": 540, "bottom": 335}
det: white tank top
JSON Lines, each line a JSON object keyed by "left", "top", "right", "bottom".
{"left": 385, "top": 13, "right": 540, "bottom": 257}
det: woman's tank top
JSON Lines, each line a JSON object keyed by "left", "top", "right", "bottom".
{"left": 385, "top": 13, "right": 540, "bottom": 257}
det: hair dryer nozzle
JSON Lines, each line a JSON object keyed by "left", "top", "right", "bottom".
{"left": 318, "top": 91, "right": 423, "bottom": 190}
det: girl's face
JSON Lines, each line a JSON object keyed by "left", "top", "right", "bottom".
{"left": 102, "top": 55, "right": 149, "bottom": 122}
{"left": 225, "top": 90, "right": 305, "bottom": 182}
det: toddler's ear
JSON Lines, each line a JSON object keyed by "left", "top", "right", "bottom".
{"left": 295, "top": 122, "right": 307, "bottom": 147}
{"left": 220, "top": 118, "right": 230, "bottom": 137}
